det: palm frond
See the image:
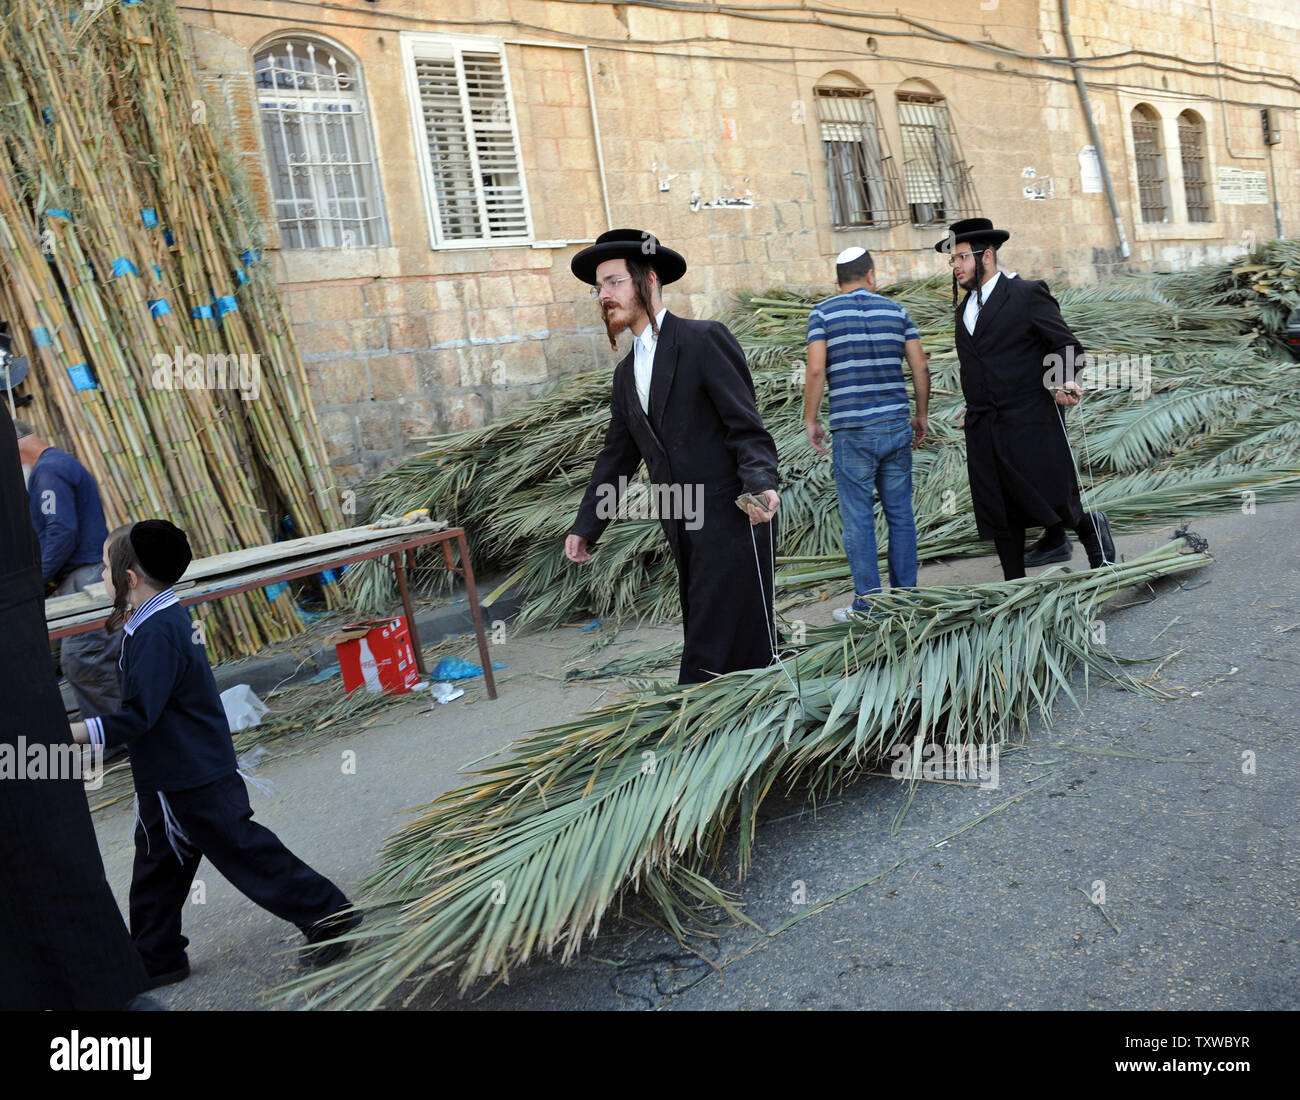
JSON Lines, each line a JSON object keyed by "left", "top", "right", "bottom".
{"left": 277, "top": 537, "right": 1211, "bottom": 1007}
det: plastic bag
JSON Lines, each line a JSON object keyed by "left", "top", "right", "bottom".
{"left": 220, "top": 684, "right": 269, "bottom": 732}
{"left": 431, "top": 682, "right": 465, "bottom": 704}
{"left": 430, "top": 655, "right": 505, "bottom": 681}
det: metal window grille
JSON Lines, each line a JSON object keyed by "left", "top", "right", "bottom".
{"left": 408, "top": 43, "right": 531, "bottom": 246}
{"left": 896, "top": 94, "right": 978, "bottom": 226}
{"left": 1178, "top": 112, "right": 1211, "bottom": 223}
{"left": 1131, "top": 105, "right": 1168, "bottom": 224}
{"left": 814, "top": 87, "right": 907, "bottom": 228}
{"left": 254, "top": 39, "right": 387, "bottom": 249}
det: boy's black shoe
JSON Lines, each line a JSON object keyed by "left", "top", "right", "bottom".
{"left": 1024, "top": 535, "right": 1071, "bottom": 567}
{"left": 143, "top": 959, "right": 190, "bottom": 991}
{"left": 1079, "top": 511, "right": 1116, "bottom": 568}
{"left": 300, "top": 909, "right": 363, "bottom": 969}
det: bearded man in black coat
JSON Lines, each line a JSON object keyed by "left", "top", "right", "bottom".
{"left": 565, "top": 229, "right": 781, "bottom": 684}
{"left": 938, "top": 218, "right": 1115, "bottom": 579}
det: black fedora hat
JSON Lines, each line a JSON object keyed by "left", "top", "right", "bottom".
{"left": 933, "top": 217, "right": 1011, "bottom": 253}
{"left": 571, "top": 228, "right": 688, "bottom": 286}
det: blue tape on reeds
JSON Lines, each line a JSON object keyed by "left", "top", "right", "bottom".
{"left": 122, "top": 0, "right": 143, "bottom": 6}
{"left": 163, "top": 229, "right": 175, "bottom": 247}
{"left": 264, "top": 582, "right": 289, "bottom": 602}
{"left": 234, "top": 268, "right": 249, "bottom": 285}
{"left": 215, "top": 295, "right": 238, "bottom": 316}
{"left": 110, "top": 256, "right": 138, "bottom": 277}
{"left": 149, "top": 298, "right": 171, "bottom": 317}
{"left": 141, "top": 208, "right": 158, "bottom": 228}
{"left": 46, "top": 208, "right": 71, "bottom": 220}
{"left": 41, "top": 107, "right": 54, "bottom": 125}
{"left": 31, "top": 326, "right": 53, "bottom": 347}
{"left": 240, "top": 249, "right": 261, "bottom": 265}
{"left": 153, "top": 264, "right": 162, "bottom": 280}
{"left": 66, "top": 363, "right": 97, "bottom": 391}
{"left": 190, "top": 304, "right": 213, "bottom": 320}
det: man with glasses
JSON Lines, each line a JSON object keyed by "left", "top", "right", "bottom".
{"left": 565, "top": 228, "right": 781, "bottom": 684}
{"left": 938, "top": 218, "right": 1114, "bottom": 580}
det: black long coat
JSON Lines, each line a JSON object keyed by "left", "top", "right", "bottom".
{"left": 571, "top": 312, "right": 780, "bottom": 683}
{"left": 0, "top": 402, "right": 148, "bottom": 1009}
{"left": 955, "top": 275, "right": 1085, "bottom": 539}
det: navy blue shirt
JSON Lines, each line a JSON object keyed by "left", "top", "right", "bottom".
{"left": 27, "top": 446, "right": 110, "bottom": 584}
{"left": 806, "top": 289, "right": 920, "bottom": 429}
{"left": 86, "top": 591, "right": 238, "bottom": 794}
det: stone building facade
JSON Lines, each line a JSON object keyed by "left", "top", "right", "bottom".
{"left": 179, "top": 0, "right": 1300, "bottom": 481}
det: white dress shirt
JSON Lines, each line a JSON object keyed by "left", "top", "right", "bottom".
{"left": 633, "top": 307, "right": 669, "bottom": 414}
{"left": 963, "top": 270, "right": 1002, "bottom": 335}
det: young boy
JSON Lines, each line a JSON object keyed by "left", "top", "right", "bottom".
{"left": 72, "top": 519, "right": 359, "bottom": 989}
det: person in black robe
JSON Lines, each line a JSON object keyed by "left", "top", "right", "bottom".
{"left": 0, "top": 400, "right": 151, "bottom": 1010}
{"left": 565, "top": 229, "right": 781, "bottom": 684}
{"left": 937, "top": 218, "right": 1115, "bottom": 580}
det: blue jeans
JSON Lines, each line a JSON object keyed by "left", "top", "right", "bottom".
{"left": 832, "top": 419, "right": 918, "bottom": 605}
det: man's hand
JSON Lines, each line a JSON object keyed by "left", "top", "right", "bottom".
{"left": 744, "top": 489, "right": 779, "bottom": 526}
{"left": 70, "top": 721, "right": 89, "bottom": 745}
{"left": 911, "top": 415, "right": 928, "bottom": 448}
{"left": 564, "top": 533, "right": 591, "bottom": 563}
{"left": 1053, "top": 380, "right": 1082, "bottom": 407}
{"left": 806, "top": 419, "right": 829, "bottom": 456}
{"left": 954, "top": 405, "right": 966, "bottom": 429}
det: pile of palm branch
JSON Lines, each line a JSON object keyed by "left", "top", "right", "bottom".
{"left": 358, "top": 241, "right": 1300, "bottom": 623}
{"left": 279, "top": 535, "right": 1211, "bottom": 1006}
{"left": 0, "top": 0, "right": 341, "bottom": 658}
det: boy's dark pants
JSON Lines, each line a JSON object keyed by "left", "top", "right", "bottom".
{"left": 131, "top": 772, "right": 350, "bottom": 973}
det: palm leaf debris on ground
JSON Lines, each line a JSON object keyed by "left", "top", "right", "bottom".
{"left": 277, "top": 535, "right": 1211, "bottom": 1007}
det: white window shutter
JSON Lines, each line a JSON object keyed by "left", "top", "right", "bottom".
{"left": 409, "top": 40, "right": 531, "bottom": 246}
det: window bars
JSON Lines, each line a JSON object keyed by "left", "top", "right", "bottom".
{"left": 409, "top": 45, "right": 530, "bottom": 246}
{"left": 254, "top": 39, "right": 387, "bottom": 249}
{"left": 896, "top": 94, "right": 978, "bottom": 226}
{"left": 1178, "top": 111, "right": 1212, "bottom": 224}
{"left": 815, "top": 87, "right": 907, "bottom": 228}
{"left": 1131, "top": 104, "right": 1168, "bottom": 224}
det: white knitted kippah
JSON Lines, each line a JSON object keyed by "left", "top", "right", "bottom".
{"left": 835, "top": 246, "right": 867, "bottom": 264}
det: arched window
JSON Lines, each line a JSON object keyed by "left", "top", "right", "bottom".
{"left": 254, "top": 36, "right": 388, "bottom": 249}
{"left": 1130, "top": 104, "right": 1168, "bottom": 224}
{"left": 814, "top": 76, "right": 905, "bottom": 228}
{"left": 896, "top": 89, "right": 977, "bottom": 226}
{"left": 1178, "top": 110, "right": 1211, "bottom": 223}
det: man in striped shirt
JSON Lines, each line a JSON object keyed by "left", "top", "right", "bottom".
{"left": 805, "top": 247, "right": 930, "bottom": 620}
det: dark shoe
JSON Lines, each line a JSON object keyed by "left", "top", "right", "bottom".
{"left": 143, "top": 959, "right": 190, "bottom": 991}
{"left": 299, "top": 909, "right": 362, "bottom": 969}
{"left": 1079, "top": 511, "right": 1116, "bottom": 568}
{"left": 1024, "top": 536, "right": 1072, "bottom": 567}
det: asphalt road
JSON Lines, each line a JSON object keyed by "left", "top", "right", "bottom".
{"left": 94, "top": 497, "right": 1298, "bottom": 1014}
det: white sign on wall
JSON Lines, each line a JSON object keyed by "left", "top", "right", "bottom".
{"left": 1217, "top": 167, "right": 1268, "bottom": 205}
{"left": 1079, "top": 146, "right": 1103, "bottom": 194}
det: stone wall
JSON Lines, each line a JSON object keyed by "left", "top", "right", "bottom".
{"left": 179, "top": 0, "right": 1300, "bottom": 483}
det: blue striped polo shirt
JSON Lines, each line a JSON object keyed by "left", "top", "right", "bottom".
{"left": 806, "top": 289, "right": 919, "bottom": 428}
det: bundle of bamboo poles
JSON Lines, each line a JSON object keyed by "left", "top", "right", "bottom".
{"left": 0, "top": 0, "right": 341, "bottom": 658}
